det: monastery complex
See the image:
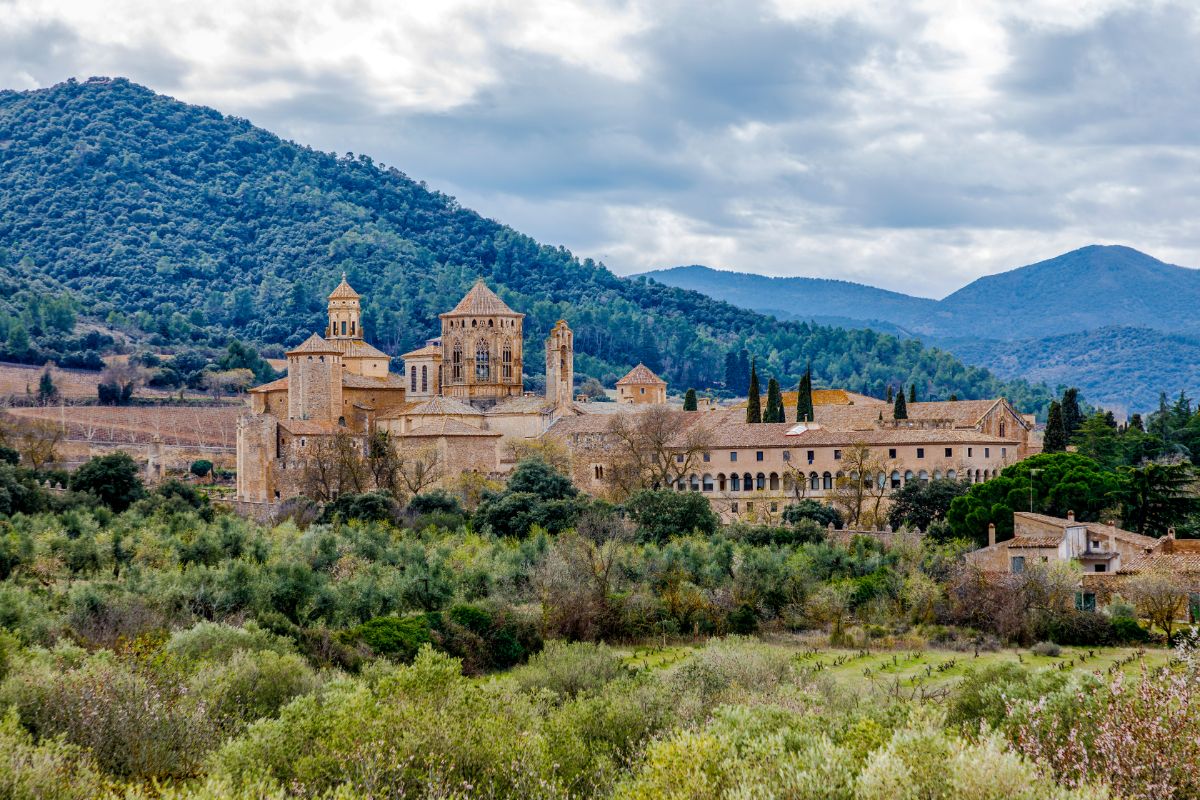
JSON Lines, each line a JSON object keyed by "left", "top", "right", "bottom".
{"left": 237, "top": 278, "right": 1037, "bottom": 522}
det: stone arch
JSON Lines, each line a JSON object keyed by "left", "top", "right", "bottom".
{"left": 717, "top": 473, "right": 727, "bottom": 492}
{"left": 475, "top": 339, "right": 490, "bottom": 381}
{"left": 822, "top": 471, "right": 833, "bottom": 490}
{"left": 702, "top": 474, "right": 714, "bottom": 492}
{"left": 810, "top": 472, "right": 820, "bottom": 491}
{"left": 769, "top": 472, "right": 779, "bottom": 491}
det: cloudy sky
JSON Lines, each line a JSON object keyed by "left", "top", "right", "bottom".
{"left": 3, "top": 0, "right": 1199, "bottom": 297}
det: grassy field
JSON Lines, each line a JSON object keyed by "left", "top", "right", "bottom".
{"left": 619, "top": 640, "right": 1173, "bottom": 695}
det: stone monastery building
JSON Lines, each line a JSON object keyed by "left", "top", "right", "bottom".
{"left": 237, "top": 277, "right": 1035, "bottom": 522}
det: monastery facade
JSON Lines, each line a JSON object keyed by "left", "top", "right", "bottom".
{"left": 237, "top": 277, "right": 1035, "bottom": 525}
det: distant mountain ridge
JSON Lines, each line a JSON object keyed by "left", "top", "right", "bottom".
{"left": 639, "top": 246, "right": 1200, "bottom": 410}
{"left": 640, "top": 246, "right": 1200, "bottom": 341}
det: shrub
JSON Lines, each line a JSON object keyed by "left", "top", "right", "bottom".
{"left": 0, "top": 655, "right": 216, "bottom": 779}
{"left": 68, "top": 453, "right": 146, "bottom": 511}
{"left": 321, "top": 491, "right": 400, "bottom": 524}
{"left": 625, "top": 489, "right": 719, "bottom": 543}
{"left": 407, "top": 490, "right": 462, "bottom": 516}
{"left": 1031, "top": 640, "right": 1062, "bottom": 657}
{"left": 782, "top": 499, "right": 843, "bottom": 529}
{"left": 354, "top": 615, "right": 431, "bottom": 662}
{"left": 1032, "top": 611, "right": 1114, "bottom": 647}
{"left": 1109, "top": 616, "right": 1151, "bottom": 643}
{"left": 512, "top": 641, "right": 629, "bottom": 698}
{"left": 0, "top": 708, "right": 105, "bottom": 799}
{"left": 189, "top": 649, "right": 321, "bottom": 732}
{"left": 947, "top": 663, "right": 1072, "bottom": 731}
{"left": 165, "top": 621, "right": 294, "bottom": 664}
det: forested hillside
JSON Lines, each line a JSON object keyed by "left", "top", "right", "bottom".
{"left": 0, "top": 77, "right": 1050, "bottom": 409}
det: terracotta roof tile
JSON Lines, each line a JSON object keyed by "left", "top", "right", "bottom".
{"left": 402, "top": 396, "right": 483, "bottom": 417}
{"left": 335, "top": 340, "right": 389, "bottom": 359}
{"left": 286, "top": 334, "right": 340, "bottom": 355}
{"left": 616, "top": 363, "right": 666, "bottom": 386}
{"left": 1007, "top": 536, "right": 1063, "bottom": 548}
{"left": 341, "top": 373, "right": 407, "bottom": 390}
{"left": 441, "top": 280, "right": 522, "bottom": 317}
{"left": 401, "top": 344, "right": 442, "bottom": 359}
{"left": 403, "top": 418, "right": 501, "bottom": 437}
{"left": 249, "top": 376, "right": 289, "bottom": 393}
{"left": 328, "top": 274, "right": 360, "bottom": 299}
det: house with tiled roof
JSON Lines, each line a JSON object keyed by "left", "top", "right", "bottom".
{"left": 616, "top": 363, "right": 667, "bottom": 404}
{"left": 967, "top": 511, "right": 1160, "bottom": 575}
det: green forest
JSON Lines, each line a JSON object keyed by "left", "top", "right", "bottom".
{"left": 0, "top": 78, "right": 1052, "bottom": 409}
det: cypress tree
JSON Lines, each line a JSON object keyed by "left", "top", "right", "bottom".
{"left": 1061, "top": 388, "right": 1083, "bottom": 440}
{"left": 746, "top": 359, "right": 761, "bottom": 423}
{"left": 908, "top": 384, "right": 916, "bottom": 403}
{"left": 886, "top": 385, "right": 894, "bottom": 403}
{"left": 765, "top": 378, "right": 783, "bottom": 422}
{"left": 795, "top": 365, "right": 814, "bottom": 422}
{"left": 893, "top": 390, "right": 908, "bottom": 420}
{"left": 36, "top": 369, "right": 57, "bottom": 405}
{"left": 1044, "top": 400, "right": 1067, "bottom": 452}
{"left": 1130, "top": 413, "right": 1145, "bottom": 432}
{"left": 683, "top": 388, "right": 697, "bottom": 411}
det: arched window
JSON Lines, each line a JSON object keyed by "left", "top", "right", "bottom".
{"left": 341, "top": 320, "right": 347, "bottom": 335}
{"left": 702, "top": 474, "right": 714, "bottom": 492}
{"left": 891, "top": 470, "right": 901, "bottom": 488}
{"left": 475, "top": 340, "right": 490, "bottom": 381}
{"left": 410, "top": 365, "right": 417, "bottom": 392}
{"left": 769, "top": 473, "right": 779, "bottom": 491}
{"left": 718, "top": 473, "right": 727, "bottom": 492}
{"left": 810, "top": 472, "right": 820, "bottom": 491}
{"left": 452, "top": 341, "right": 463, "bottom": 381}
{"left": 822, "top": 472, "right": 833, "bottom": 490}
{"left": 502, "top": 342, "right": 513, "bottom": 380}
{"left": 904, "top": 470, "right": 915, "bottom": 484}
{"left": 947, "top": 469, "right": 957, "bottom": 480}
{"left": 756, "top": 473, "right": 766, "bottom": 491}
{"left": 743, "top": 473, "right": 753, "bottom": 492}
{"left": 421, "top": 365, "right": 428, "bottom": 392}
{"left": 731, "top": 474, "right": 741, "bottom": 491}
{"left": 919, "top": 470, "right": 929, "bottom": 482}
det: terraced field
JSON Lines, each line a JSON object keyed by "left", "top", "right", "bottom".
{"left": 6, "top": 404, "right": 242, "bottom": 449}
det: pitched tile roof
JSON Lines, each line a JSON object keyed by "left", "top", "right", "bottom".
{"left": 401, "top": 344, "right": 442, "bottom": 359}
{"left": 616, "top": 363, "right": 666, "bottom": 386}
{"left": 328, "top": 274, "right": 360, "bottom": 300}
{"left": 249, "top": 376, "right": 289, "bottom": 393}
{"left": 401, "top": 396, "right": 483, "bottom": 417}
{"left": 441, "top": 279, "right": 522, "bottom": 317}
{"left": 1007, "top": 536, "right": 1063, "bottom": 548}
{"left": 335, "top": 340, "right": 390, "bottom": 359}
{"left": 402, "top": 417, "right": 502, "bottom": 437}
{"left": 341, "top": 373, "right": 408, "bottom": 390}
{"left": 286, "top": 334, "right": 340, "bottom": 355}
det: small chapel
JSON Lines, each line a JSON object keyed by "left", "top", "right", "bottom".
{"left": 235, "top": 277, "right": 582, "bottom": 503}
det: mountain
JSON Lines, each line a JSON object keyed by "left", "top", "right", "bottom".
{"left": 637, "top": 265, "right": 935, "bottom": 332}
{"left": 931, "top": 245, "right": 1200, "bottom": 340}
{"left": 0, "top": 77, "right": 1052, "bottom": 411}
{"left": 937, "top": 327, "right": 1200, "bottom": 414}
{"left": 641, "top": 247, "right": 1200, "bottom": 410}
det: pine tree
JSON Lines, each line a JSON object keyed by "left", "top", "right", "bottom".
{"left": 1044, "top": 400, "right": 1067, "bottom": 452}
{"left": 1130, "top": 413, "right": 1145, "bottom": 432}
{"left": 893, "top": 390, "right": 908, "bottom": 420}
{"left": 1061, "top": 387, "right": 1083, "bottom": 440}
{"left": 746, "top": 359, "right": 761, "bottom": 423}
{"left": 36, "top": 369, "right": 57, "bottom": 405}
{"left": 683, "top": 388, "right": 697, "bottom": 411}
{"left": 795, "top": 365, "right": 814, "bottom": 423}
{"left": 908, "top": 384, "right": 916, "bottom": 403}
{"left": 723, "top": 351, "right": 740, "bottom": 392}
{"left": 765, "top": 378, "right": 783, "bottom": 423}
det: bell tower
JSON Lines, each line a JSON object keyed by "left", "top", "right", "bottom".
{"left": 545, "top": 320, "right": 574, "bottom": 409}
{"left": 326, "top": 273, "right": 362, "bottom": 341}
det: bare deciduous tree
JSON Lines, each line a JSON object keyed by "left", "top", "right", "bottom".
{"left": 604, "top": 406, "right": 711, "bottom": 500}
{"left": 1126, "top": 569, "right": 1188, "bottom": 639}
